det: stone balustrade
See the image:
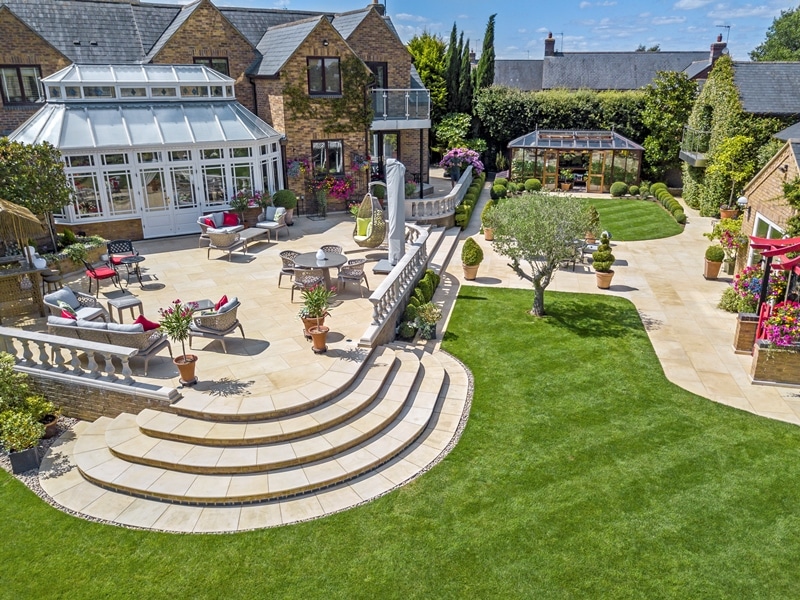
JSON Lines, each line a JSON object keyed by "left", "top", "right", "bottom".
{"left": 360, "top": 223, "right": 430, "bottom": 347}
{"left": 405, "top": 165, "right": 473, "bottom": 223}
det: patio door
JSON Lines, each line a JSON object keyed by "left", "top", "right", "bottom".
{"left": 587, "top": 151, "right": 605, "bottom": 193}
{"left": 140, "top": 166, "right": 199, "bottom": 238}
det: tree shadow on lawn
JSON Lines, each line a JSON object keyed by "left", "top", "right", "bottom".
{"left": 543, "top": 294, "right": 646, "bottom": 340}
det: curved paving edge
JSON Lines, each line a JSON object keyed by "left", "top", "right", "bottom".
{"left": 35, "top": 349, "right": 473, "bottom": 533}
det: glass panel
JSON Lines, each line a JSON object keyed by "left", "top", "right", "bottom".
{"left": 19, "top": 67, "right": 41, "bottom": 101}
{"left": 312, "top": 141, "right": 327, "bottom": 173}
{"left": 104, "top": 171, "right": 134, "bottom": 215}
{"left": 146, "top": 66, "right": 177, "bottom": 82}
{"left": 308, "top": 59, "right": 323, "bottom": 93}
{"left": 214, "top": 105, "right": 249, "bottom": 140}
{"left": 203, "top": 165, "right": 227, "bottom": 205}
{"left": 71, "top": 173, "right": 102, "bottom": 217}
{"left": 157, "top": 106, "right": 193, "bottom": 144}
{"left": 83, "top": 86, "right": 115, "bottom": 98}
{"left": 91, "top": 106, "right": 124, "bottom": 147}
{"left": 48, "top": 86, "right": 61, "bottom": 99}
{"left": 112, "top": 65, "right": 147, "bottom": 81}
{"left": 211, "top": 59, "right": 229, "bottom": 76}
{"left": 271, "top": 143, "right": 277, "bottom": 153}
{"left": 185, "top": 105, "right": 219, "bottom": 143}
{"left": 202, "top": 149, "right": 222, "bottom": 160}
{"left": 226, "top": 86, "right": 234, "bottom": 97}
{"left": 626, "top": 153, "right": 639, "bottom": 185}
{"left": 1, "top": 68, "right": 22, "bottom": 102}
{"left": 67, "top": 155, "right": 93, "bottom": 167}
{"left": 210, "top": 86, "right": 223, "bottom": 97}
{"left": 151, "top": 87, "right": 177, "bottom": 97}
{"left": 102, "top": 154, "right": 127, "bottom": 165}
{"left": 232, "top": 147, "right": 251, "bottom": 158}
{"left": 233, "top": 164, "right": 253, "bottom": 194}
{"left": 171, "top": 167, "right": 196, "bottom": 209}
{"left": 169, "top": 150, "right": 191, "bottom": 161}
{"left": 120, "top": 87, "right": 146, "bottom": 97}
{"left": 324, "top": 58, "right": 340, "bottom": 93}
{"left": 140, "top": 170, "right": 167, "bottom": 211}
{"left": 588, "top": 150, "right": 605, "bottom": 192}
{"left": 543, "top": 151, "right": 558, "bottom": 189}
{"left": 180, "top": 85, "right": 209, "bottom": 98}
{"left": 138, "top": 152, "right": 161, "bottom": 163}
{"left": 604, "top": 151, "right": 615, "bottom": 192}
{"left": 382, "top": 135, "right": 397, "bottom": 160}
{"left": 62, "top": 110, "right": 92, "bottom": 148}
{"left": 271, "top": 158, "right": 280, "bottom": 194}
{"left": 65, "top": 86, "right": 81, "bottom": 99}
{"left": 124, "top": 107, "right": 162, "bottom": 146}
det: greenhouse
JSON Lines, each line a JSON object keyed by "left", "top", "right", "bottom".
{"left": 507, "top": 130, "right": 643, "bottom": 193}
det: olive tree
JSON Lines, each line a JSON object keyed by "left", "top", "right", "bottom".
{"left": 490, "top": 193, "right": 589, "bottom": 316}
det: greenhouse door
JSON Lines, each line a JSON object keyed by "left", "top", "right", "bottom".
{"left": 140, "top": 166, "right": 199, "bottom": 238}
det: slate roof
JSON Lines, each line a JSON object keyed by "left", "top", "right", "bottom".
{"left": 494, "top": 60, "right": 544, "bottom": 91}
{"left": 775, "top": 122, "right": 800, "bottom": 141}
{"left": 331, "top": 8, "right": 369, "bottom": 40}
{"left": 410, "top": 65, "right": 425, "bottom": 89}
{"left": 250, "top": 17, "right": 325, "bottom": 77}
{"left": 220, "top": 6, "right": 327, "bottom": 47}
{"left": 732, "top": 62, "right": 800, "bottom": 115}
{"left": 683, "top": 59, "right": 711, "bottom": 80}
{"left": 131, "top": 3, "right": 182, "bottom": 56}
{"left": 143, "top": 0, "right": 202, "bottom": 62}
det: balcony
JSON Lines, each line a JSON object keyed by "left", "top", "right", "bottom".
{"left": 679, "top": 126, "right": 711, "bottom": 167}
{"left": 370, "top": 88, "right": 430, "bottom": 131}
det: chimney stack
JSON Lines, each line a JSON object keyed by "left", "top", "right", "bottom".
{"left": 710, "top": 33, "right": 726, "bottom": 64}
{"left": 544, "top": 32, "right": 555, "bottom": 57}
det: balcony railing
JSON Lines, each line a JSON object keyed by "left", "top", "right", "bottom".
{"left": 371, "top": 88, "right": 430, "bottom": 122}
{"left": 679, "top": 126, "right": 712, "bottom": 167}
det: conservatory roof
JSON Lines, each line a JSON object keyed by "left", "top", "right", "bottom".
{"left": 10, "top": 101, "right": 280, "bottom": 150}
{"left": 508, "top": 130, "right": 643, "bottom": 151}
{"left": 42, "top": 64, "right": 234, "bottom": 85}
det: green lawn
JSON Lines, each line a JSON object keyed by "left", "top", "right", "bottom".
{"left": 3, "top": 288, "right": 800, "bottom": 598}
{"left": 581, "top": 197, "right": 684, "bottom": 241}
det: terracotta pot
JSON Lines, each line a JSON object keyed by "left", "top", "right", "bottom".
{"left": 484, "top": 227, "right": 494, "bottom": 241}
{"left": 463, "top": 264, "right": 480, "bottom": 280}
{"left": 720, "top": 208, "right": 740, "bottom": 220}
{"left": 595, "top": 270, "right": 615, "bottom": 289}
{"left": 174, "top": 354, "right": 198, "bottom": 385}
{"left": 585, "top": 233, "right": 596, "bottom": 244}
{"left": 40, "top": 414, "right": 59, "bottom": 439}
{"left": 309, "top": 325, "right": 329, "bottom": 354}
{"left": 560, "top": 182, "right": 572, "bottom": 191}
{"left": 284, "top": 208, "right": 295, "bottom": 226}
{"left": 703, "top": 259, "right": 723, "bottom": 279}
{"left": 301, "top": 314, "right": 327, "bottom": 339}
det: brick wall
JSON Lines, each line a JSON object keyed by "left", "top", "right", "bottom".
{"left": 399, "top": 128, "right": 429, "bottom": 182}
{"left": 151, "top": 0, "right": 258, "bottom": 114}
{"left": 0, "top": 8, "right": 70, "bottom": 134}
{"left": 344, "top": 8, "right": 412, "bottom": 90}
{"left": 742, "top": 142, "right": 798, "bottom": 236}
{"left": 56, "top": 219, "right": 144, "bottom": 242}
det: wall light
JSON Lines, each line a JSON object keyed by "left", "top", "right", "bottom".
{"left": 737, "top": 196, "right": 751, "bottom": 220}
{"left": 779, "top": 164, "right": 789, "bottom": 174}
{"left": 322, "top": 39, "right": 329, "bottom": 47}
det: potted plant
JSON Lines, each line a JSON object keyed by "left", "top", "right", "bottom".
{"left": 415, "top": 302, "right": 442, "bottom": 340}
{"left": 229, "top": 191, "right": 253, "bottom": 225}
{"left": 299, "top": 284, "right": 336, "bottom": 345}
{"left": 585, "top": 205, "right": 600, "bottom": 244}
{"left": 704, "top": 244, "right": 725, "bottom": 279}
{"left": 159, "top": 299, "right": 199, "bottom": 385}
{"left": 272, "top": 189, "right": 298, "bottom": 226}
{"left": 0, "top": 411, "right": 44, "bottom": 473}
{"left": 461, "top": 237, "right": 484, "bottom": 280}
{"left": 719, "top": 204, "right": 740, "bottom": 220}
{"left": 22, "top": 395, "right": 59, "bottom": 439}
{"left": 482, "top": 201, "right": 497, "bottom": 241}
{"left": 592, "top": 233, "right": 616, "bottom": 289}
{"left": 559, "top": 169, "right": 574, "bottom": 191}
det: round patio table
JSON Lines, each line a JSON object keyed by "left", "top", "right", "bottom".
{"left": 293, "top": 251, "right": 347, "bottom": 289}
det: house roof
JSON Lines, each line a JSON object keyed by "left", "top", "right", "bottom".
{"left": 683, "top": 59, "right": 711, "bottom": 80}
{"left": 143, "top": 0, "right": 203, "bottom": 62}
{"left": 732, "top": 62, "right": 800, "bottom": 115}
{"left": 495, "top": 51, "right": 708, "bottom": 91}
{"left": 508, "top": 129, "right": 643, "bottom": 151}
{"left": 331, "top": 8, "right": 370, "bottom": 40}
{"left": 219, "top": 6, "right": 326, "bottom": 47}
{"left": 249, "top": 16, "right": 325, "bottom": 77}
{"left": 775, "top": 122, "right": 800, "bottom": 141}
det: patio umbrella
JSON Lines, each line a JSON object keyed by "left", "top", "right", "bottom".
{"left": 385, "top": 158, "right": 406, "bottom": 266}
{"left": 0, "top": 198, "right": 45, "bottom": 264}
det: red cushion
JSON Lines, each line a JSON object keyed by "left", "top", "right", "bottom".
{"left": 222, "top": 212, "right": 239, "bottom": 226}
{"left": 110, "top": 255, "right": 124, "bottom": 265}
{"left": 134, "top": 315, "right": 161, "bottom": 331}
{"left": 203, "top": 217, "right": 215, "bottom": 227}
{"left": 61, "top": 309, "right": 76, "bottom": 319}
{"left": 89, "top": 266, "right": 117, "bottom": 279}
{"left": 214, "top": 295, "right": 228, "bottom": 311}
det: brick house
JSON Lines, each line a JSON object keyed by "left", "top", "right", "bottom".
{"left": 0, "top": 0, "right": 430, "bottom": 238}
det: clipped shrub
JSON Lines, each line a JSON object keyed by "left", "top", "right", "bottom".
{"left": 413, "top": 287, "right": 426, "bottom": 305}
{"left": 628, "top": 185, "right": 639, "bottom": 197}
{"left": 705, "top": 245, "right": 725, "bottom": 262}
{"left": 610, "top": 182, "right": 628, "bottom": 197}
{"left": 408, "top": 295, "right": 420, "bottom": 308}
{"left": 398, "top": 321, "right": 417, "bottom": 340}
{"left": 418, "top": 277, "right": 434, "bottom": 303}
{"left": 494, "top": 177, "right": 508, "bottom": 187}
{"left": 425, "top": 268, "right": 440, "bottom": 289}
{"left": 0, "top": 410, "right": 44, "bottom": 451}
{"left": 592, "top": 234, "right": 615, "bottom": 272}
{"left": 507, "top": 182, "right": 519, "bottom": 194}
{"left": 490, "top": 185, "right": 507, "bottom": 200}
{"left": 675, "top": 212, "right": 687, "bottom": 225}
{"left": 461, "top": 236, "right": 484, "bottom": 266}
{"left": 524, "top": 178, "right": 542, "bottom": 192}
{"left": 272, "top": 189, "right": 297, "bottom": 209}
{"left": 403, "top": 303, "right": 419, "bottom": 323}
{"left": 373, "top": 185, "right": 386, "bottom": 200}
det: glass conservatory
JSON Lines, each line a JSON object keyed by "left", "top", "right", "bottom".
{"left": 10, "top": 64, "right": 284, "bottom": 238}
{"left": 507, "top": 130, "right": 643, "bottom": 193}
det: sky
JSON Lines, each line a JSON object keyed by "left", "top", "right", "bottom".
{"left": 161, "top": 0, "right": 797, "bottom": 60}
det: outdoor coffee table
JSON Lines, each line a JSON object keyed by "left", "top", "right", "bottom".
{"left": 294, "top": 251, "right": 347, "bottom": 289}
{"left": 189, "top": 298, "right": 215, "bottom": 312}
{"left": 237, "top": 227, "right": 271, "bottom": 253}
{"left": 120, "top": 255, "right": 146, "bottom": 286}
{"left": 106, "top": 294, "right": 144, "bottom": 323}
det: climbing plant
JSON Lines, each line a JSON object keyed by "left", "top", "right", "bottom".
{"left": 283, "top": 56, "right": 373, "bottom": 134}
{"left": 783, "top": 177, "right": 800, "bottom": 237}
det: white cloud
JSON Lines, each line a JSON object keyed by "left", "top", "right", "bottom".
{"left": 536, "top": 26, "right": 550, "bottom": 33}
{"left": 394, "top": 13, "right": 429, "bottom": 23}
{"left": 652, "top": 15, "right": 687, "bottom": 24}
{"left": 518, "top": 28, "right": 527, "bottom": 33}
{"left": 707, "top": 5, "right": 776, "bottom": 18}
{"left": 272, "top": 0, "right": 290, "bottom": 7}
{"left": 598, "top": 1, "right": 618, "bottom": 5}
{"left": 673, "top": 0, "right": 713, "bottom": 9}
{"left": 580, "top": 1, "right": 591, "bottom": 8}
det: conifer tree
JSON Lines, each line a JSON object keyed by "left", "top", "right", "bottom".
{"left": 458, "top": 38, "right": 473, "bottom": 113}
{"left": 475, "top": 14, "right": 496, "bottom": 90}
{"left": 445, "top": 24, "right": 461, "bottom": 113}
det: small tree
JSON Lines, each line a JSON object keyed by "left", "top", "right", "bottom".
{"left": 475, "top": 14, "right": 497, "bottom": 91}
{"left": 491, "top": 193, "right": 589, "bottom": 316}
{"left": 750, "top": 6, "right": 800, "bottom": 61}
{"left": 706, "top": 135, "right": 757, "bottom": 207}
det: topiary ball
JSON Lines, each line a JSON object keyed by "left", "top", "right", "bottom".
{"left": 610, "top": 182, "right": 628, "bottom": 197}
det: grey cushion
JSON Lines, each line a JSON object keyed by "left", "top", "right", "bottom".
{"left": 265, "top": 206, "right": 277, "bottom": 221}
{"left": 47, "top": 315, "right": 77, "bottom": 326}
{"left": 274, "top": 207, "right": 286, "bottom": 221}
{"left": 217, "top": 297, "right": 239, "bottom": 314}
{"left": 45, "top": 287, "right": 79, "bottom": 310}
{"left": 212, "top": 212, "right": 225, "bottom": 227}
{"left": 77, "top": 319, "right": 108, "bottom": 329}
{"left": 107, "top": 322, "right": 144, "bottom": 333}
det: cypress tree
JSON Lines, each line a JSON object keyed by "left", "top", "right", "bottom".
{"left": 445, "top": 24, "right": 461, "bottom": 113}
{"left": 459, "top": 38, "right": 473, "bottom": 113}
{"left": 475, "top": 14, "right": 496, "bottom": 90}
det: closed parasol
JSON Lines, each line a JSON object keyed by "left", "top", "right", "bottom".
{"left": 0, "top": 198, "right": 45, "bottom": 265}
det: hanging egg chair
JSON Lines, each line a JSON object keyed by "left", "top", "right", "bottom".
{"left": 353, "top": 192, "right": 386, "bottom": 248}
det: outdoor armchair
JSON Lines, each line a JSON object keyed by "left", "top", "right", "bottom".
{"left": 189, "top": 297, "right": 245, "bottom": 353}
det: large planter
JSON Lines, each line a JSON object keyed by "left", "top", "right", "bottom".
{"left": 733, "top": 313, "right": 759, "bottom": 354}
{"left": 301, "top": 314, "right": 328, "bottom": 339}
{"left": 463, "top": 264, "right": 480, "bottom": 280}
{"left": 720, "top": 208, "right": 740, "bottom": 220}
{"left": 750, "top": 341, "right": 800, "bottom": 385}
{"left": 284, "top": 208, "right": 295, "bottom": 226}
{"left": 51, "top": 245, "right": 107, "bottom": 276}
{"left": 41, "top": 414, "right": 60, "bottom": 439}
{"left": 9, "top": 446, "right": 40, "bottom": 474}
{"left": 703, "top": 259, "right": 723, "bottom": 279}
{"left": 484, "top": 227, "right": 494, "bottom": 241}
{"left": 309, "top": 325, "right": 329, "bottom": 353}
{"left": 174, "top": 354, "right": 198, "bottom": 385}
{"left": 595, "top": 270, "right": 615, "bottom": 289}
{"left": 560, "top": 182, "right": 572, "bottom": 191}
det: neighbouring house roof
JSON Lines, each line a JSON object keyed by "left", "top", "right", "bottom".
{"left": 732, "top": 62, "right": 800, "bottom": 115}
{"left": 775, "top": 122, "right": 800, "bottom": 141}
{"left": 683, "top": 59, "right": 711, "bottom": 80}
{"left": 331, "top": 8, "right": 370, "bottom": 40}
{"left": 11, "top": 100, "right": 280, "bottom": 150}
{"left": 249, "top": 16, "right": 325, "bottom": 77}
{"left": 495, "top": 51, "right": 707, "bottom": 91}
{"left": 220, "top": 6, "right": 326, "bottom": 47}
{"left": 143, "top": 0, "right": 203, "bottom": 62}
{"left": 410, "top": 65, "right": 425, "bottom": 90}
{"left": 508, "top": 129, "right": 644, "bottom": 151}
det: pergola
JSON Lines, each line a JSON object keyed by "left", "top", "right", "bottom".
{"left": 748, "top": 235, "right": 800, "bottom": 336}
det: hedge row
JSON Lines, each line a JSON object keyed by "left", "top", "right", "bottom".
{"left": 455, "top": 171, "right": 487, "bottom": 229}
{"left": 650, "top": 182, "right": 687, "bottom": 225}
{"left": 398, "top": 269, "right": 442, "bottom": 339}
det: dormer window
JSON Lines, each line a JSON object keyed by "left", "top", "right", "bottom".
{"left": 0, "top": 66, "right": 43, "bottom": 104}
{"left": 307, "top": 58, "right": 341, "bottom": 95}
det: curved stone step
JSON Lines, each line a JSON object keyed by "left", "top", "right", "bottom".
{"left": 74, "top": 353, "right": 447, "bottom": 504}
{"left": 137, "top": 349, "right": 405, "bottom": 446}
{"left": 106, "top": 351, "right": 424, "bottom": 474}
{"left": 169, "top": 346, "right": 385, "bottom": 422}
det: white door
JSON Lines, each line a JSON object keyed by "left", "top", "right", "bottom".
{"left": 140, "top": 166, "right": 200, "bottom": 238}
